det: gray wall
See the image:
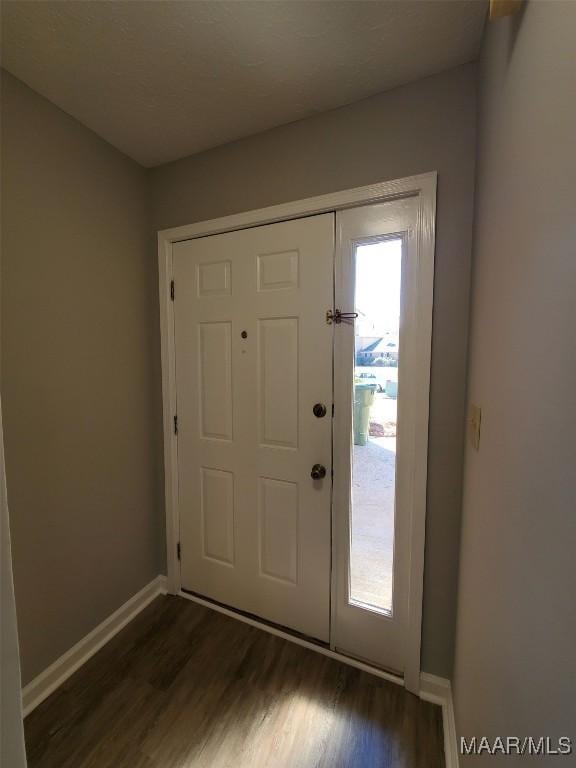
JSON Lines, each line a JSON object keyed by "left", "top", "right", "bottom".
{"left": 453, "top": 2, "right": 576, "bottom": 759}
{"left": 151, "top": 63, "right": 478, "bottom": 677}
{"left": 0, "top": 71, "right": 162, "bottom": 684}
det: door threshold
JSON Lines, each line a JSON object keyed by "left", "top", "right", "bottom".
{"left": 178, "top": 589, "right": 404, "bottom": 689}
{"left": 181, "top": 588, "right": 328, "bottom": 648}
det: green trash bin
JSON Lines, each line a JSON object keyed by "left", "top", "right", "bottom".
{"left": 385, "top": 379, "right": 398, "bottom": 399}
{"left": 353, "top": 382, "right": 377, "bottom": 446}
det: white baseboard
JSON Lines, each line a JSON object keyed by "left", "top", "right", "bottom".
{"left": 22, "top": 575, "right": 168, "bottom": 717}
{"left": 420, "top": 673, "right": 459, "bottom": 768}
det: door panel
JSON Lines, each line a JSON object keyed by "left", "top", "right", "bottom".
{"left": 333, "top": 198, "right": 420, "bottom": 674}
{"left": 259, "top": 477, "right": 299, "bottom": 584}
{"left": 198, "top": 322, "right": 233, "bottom": 440}
{"left": 258, "top": 317, "right": 299, "bottom": 448}
{"left": 173, "top": 215, "right": 334, "bottom": 641}
{"left": 201, "top": 467, "right": 235, "bottom": 565}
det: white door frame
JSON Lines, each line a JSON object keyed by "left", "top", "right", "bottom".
{"left": 158, "top": 172, "right": 436, "bottom": 693}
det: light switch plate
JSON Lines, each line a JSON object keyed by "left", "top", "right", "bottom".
{"left": 469, "top": 404, "right": 481, "bottom": 450}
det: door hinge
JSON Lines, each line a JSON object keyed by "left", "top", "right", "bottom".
{"left": 170, "top": 280, "right": 175, "bottom": 301}
{"left": 173, "top": 414, "right": 178, "bottom": 435}
{"left": 177, "top": 541, "right": 181, "bottom": 561}
{"left": 326, "top": 309, "right": 358, "bottom": 325}
{"left": 332, "top": 403, "right": 335, "bottom": 417}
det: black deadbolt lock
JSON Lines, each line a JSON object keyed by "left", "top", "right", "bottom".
{"left": 313, "top": 403, "right": 327, "bottom": 418}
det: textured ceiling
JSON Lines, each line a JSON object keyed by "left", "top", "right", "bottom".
{"left": 1, "top": 1, "right": 486, "bottom": 167}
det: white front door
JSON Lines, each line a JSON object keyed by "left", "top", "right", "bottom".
{"left": 173, "top": 215, "right": 334, "bottom": 641}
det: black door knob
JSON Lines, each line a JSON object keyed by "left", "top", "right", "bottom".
{"left": 313, "top": 403, "right": 327, "bottom": 418}
{"left": 310, "top": 464, "right": 327, "bottom": 480}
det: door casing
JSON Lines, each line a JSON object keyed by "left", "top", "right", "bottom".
{"left": 158, "top": 173, "right": 436, "bottom": 693}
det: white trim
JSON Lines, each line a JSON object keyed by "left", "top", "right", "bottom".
{"left": 158, "top": 174, "right": 436, "bottom": 245}
{"left": 420, "top": 673, "right": 460, "bottom": 768}
{"left": 158, "top": 172, "right": 437, "bottom": 676}
{"left": 21, "top": 576, "right": 168, "bottom": 717}
{"left": 404, "top": 179, "right": 436, "bottom": 692}
{"left": 159, "top": 236, "right": 180, "bottom": 595}
{"left": 420, "top": 671, "right": 452, "bottom": 706}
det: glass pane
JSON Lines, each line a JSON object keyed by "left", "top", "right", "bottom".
{"left": 349, "top": 238, "right": 402, "bottom": 614}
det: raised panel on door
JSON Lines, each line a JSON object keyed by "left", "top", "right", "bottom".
{"left": 201, "top": 467, "right": 235, "bottom": 566}
{"left": 197, "top": 260, "right": 231, "bottom": 296}
{"left": 258, "top": 317, "right": 299, "bottom": 449}
{"left": 258, "top": 477, "right": 298, "bottom": 584}
{"left": 173, "top": 214, "right": 334, "bottom": 641}
{"left": 198, "top": 322, "right": 233, "bottom": 441}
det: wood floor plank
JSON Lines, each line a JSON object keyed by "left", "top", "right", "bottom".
{"left": 25, "top": 595, "right": 444, "bottom": 768}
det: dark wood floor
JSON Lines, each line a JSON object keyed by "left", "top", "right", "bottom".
{"left": 25, "top": 596, "right": 444, "bottom": 768}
